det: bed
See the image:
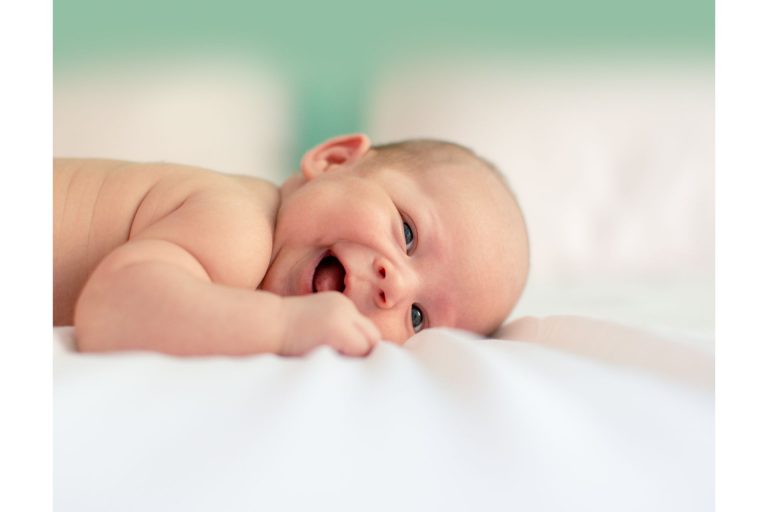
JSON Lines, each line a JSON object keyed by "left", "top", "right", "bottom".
{"left": 54, "top": 54, "right": 714, "bottom": 511}
{"left": 54, "top": 317, "right": 712, "bottom": 512}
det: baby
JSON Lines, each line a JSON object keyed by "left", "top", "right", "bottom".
{"left": 53, "top": 134, "right": 529, "bottom": 356}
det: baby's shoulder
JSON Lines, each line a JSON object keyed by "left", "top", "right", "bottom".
{"left": 188, "top": 174, "right": 280, "bottom": 286}
{"left": 132, "top": 164, "right": 281, "bottom": 288}
{"left": 189, "top": 171, "right": 280, "bottom": 238}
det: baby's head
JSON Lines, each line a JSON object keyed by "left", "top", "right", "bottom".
{"left": 262, "top": 133, "right": 529, "bottom": 342}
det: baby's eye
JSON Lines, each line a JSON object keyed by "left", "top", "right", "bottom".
{"left": 411, "top": 304, "right": 425, "bottom": 333}
{"left": 403, "top": 221, "right": 415, "bottom": 253}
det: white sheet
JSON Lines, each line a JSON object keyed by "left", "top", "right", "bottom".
{"left": 54, "top": 319, "right": 713, "bottom": 512}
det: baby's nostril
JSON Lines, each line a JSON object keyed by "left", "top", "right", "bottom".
{"left": 379, "top": 267, "right": 386, "bottom": 278}
{"left": 379, "top": 291, "right": 386, "bottom": 303}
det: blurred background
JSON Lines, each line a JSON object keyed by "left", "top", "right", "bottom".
{"left": 53, "top": 0, "right": 714, "bottom": 340}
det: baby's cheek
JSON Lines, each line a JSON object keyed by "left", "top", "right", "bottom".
{"left": 331, "top": 197, "right": 392, "bottom": 240}
{"left": 367, "top": 313, "right": 407, "bottom": 345}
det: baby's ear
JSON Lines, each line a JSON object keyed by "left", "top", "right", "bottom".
{"left": 300, "top": 133, "right": 372, "bottom": 180}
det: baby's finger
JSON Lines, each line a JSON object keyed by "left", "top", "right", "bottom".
{"left": 335, "top": 331, "right": 370, "bottom": 357}
{"left": 358, "top": 315, "right": 381, "bottom": 344}
{"left": 355, "top": 319, "right": 381, "bottom": 356}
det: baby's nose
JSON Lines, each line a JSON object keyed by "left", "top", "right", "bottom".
{"left": 373, "top": 258, "right": 413, "bottom": 309}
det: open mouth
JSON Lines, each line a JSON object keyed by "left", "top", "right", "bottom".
{"left": 312, "top": 252, "right": 346, "bottom": 293}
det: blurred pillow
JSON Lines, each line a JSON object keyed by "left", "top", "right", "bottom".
{"left": 54, "top": 55, "right": 293, "bottom": 182}
{"left": 495, "top": 314, "right": 713, "bottom": 391}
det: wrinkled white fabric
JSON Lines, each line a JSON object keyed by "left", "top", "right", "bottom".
{"left": 54, "top": 321, "right": 713, "bottom": 512}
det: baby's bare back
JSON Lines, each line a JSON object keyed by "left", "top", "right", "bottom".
{"left": 53, "top": 159, "right": 278, "bottom": 325}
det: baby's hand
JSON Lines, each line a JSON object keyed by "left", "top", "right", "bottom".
{"left": 279, "top": 292, "right": 381, "bottom": 357}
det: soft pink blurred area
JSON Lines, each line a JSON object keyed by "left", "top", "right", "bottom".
{"left": 496, "top": 314, "right": 713, "bottom": 390}
{"left": 368, "top": 56, "right": 714, "bottom": 337}
{"left": 53, "top": 56, "right": 294, "bottom": 180}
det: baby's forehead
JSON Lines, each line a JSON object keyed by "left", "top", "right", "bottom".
{"left": 367, "top": 154, "right": 523, "bottom": 255}
{"left": 417, "top": 164, "right": 526, "bottom": 330}
{"left": 384, "top": 154, "right": 496, "bottom": 192}
{"left": 410, "top": 160, "right": 513, "bottom": 210}
{"left": 367, "top": 166, "right": 516, "bottom": 259}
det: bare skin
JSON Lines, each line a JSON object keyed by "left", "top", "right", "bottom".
{"left": 54, "top": 158, "right": 275, "bottom": 326}
{"left": 54, "top": 158, "right": 380, "bottom": 356}
{"left": 54, "top": 134, "right": 528, "bottom": 357}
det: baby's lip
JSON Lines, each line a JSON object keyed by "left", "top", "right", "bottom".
{"left": 336, "top": 252, "right": 350, "bottom": 297}
{"left": 308, "top": 249, "right": 349, "bottom": 295}
{"left": 302, "top": 250, "right": 329, "bottom": 295}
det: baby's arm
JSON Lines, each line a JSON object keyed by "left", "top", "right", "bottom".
{"left": 76, "top": 238, "right": 282, "bottom": 355}
{"left": 74, "top": 182, "right": 379, "bottom": 356}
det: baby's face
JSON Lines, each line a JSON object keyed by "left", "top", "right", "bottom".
{"left": 262, "top": 157, "right": 528, "bottom": 343}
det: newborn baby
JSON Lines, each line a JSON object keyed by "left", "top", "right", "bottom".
{"left": 53, "top": 134, "right": 529, "bottom": 356}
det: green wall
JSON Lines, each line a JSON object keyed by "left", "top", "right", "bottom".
{"left": 54, "top": 0, "right": 714, "bottom": 156}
